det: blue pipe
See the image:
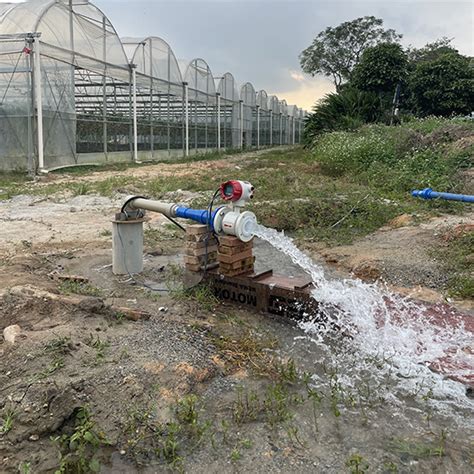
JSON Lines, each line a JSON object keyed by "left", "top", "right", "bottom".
{"left": 174, "top": 206, "right": 221, "bottom": 228}
{"left": 411, "top": 188, "right": 474, "bottom": 203}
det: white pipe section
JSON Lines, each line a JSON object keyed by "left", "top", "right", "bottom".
{"left": 33, "top": 36, "right": 44, "bottom": 171}
{"left": 217, "top": 93, "right": 221, "bottom": 151}
{"left": 127, "top": 197, "right": 177, "bottom": 218}
{"left": 184, "top": 82, "right": 189, "bottom": 157}
{"left": 132, "top": 66, "right": 138, "bottom": 162}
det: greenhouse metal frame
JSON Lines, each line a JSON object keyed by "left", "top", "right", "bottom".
{"left": 0, "top": 0, "right": 306, "bottom": 172}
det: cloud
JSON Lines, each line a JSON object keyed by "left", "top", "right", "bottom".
{"left": 290, "top": 70, "right": 305, "bottom": 82}
{"left": 271, "top": 75, "right": 335, "bottom": 111}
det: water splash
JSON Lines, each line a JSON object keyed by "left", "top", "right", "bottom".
{"left": 254, "top": 224, "right": 473, "bottom": 418}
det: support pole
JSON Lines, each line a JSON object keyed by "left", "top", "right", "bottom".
{"left": 239, "top": 100, "right": 244, "bottom": 149}
{"left": 279, "top": 113, "right": 283, "bottom": 146}
{"left": 256, "top": 105, "right": 260, "bottom": 150}
{"left": 183, "top": 82, "right": 189, "bottom": 157}
{"left": 269, "top": 110, "right": 273, "bottom": 146}
{"left": 292, "top": 117, "right": 295, "bottom": 145}
{"left": 217, "top": 93, "right": 221, "bottom": 151}
{"left": 33, "top": 36, "right": 44, "bottom": 171}
{"left": 132, "top": 65, "right": 138, "bottom": 162}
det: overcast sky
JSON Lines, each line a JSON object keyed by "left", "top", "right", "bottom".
{"left": 3, "top": 0, "right": 473, "bottom": 109}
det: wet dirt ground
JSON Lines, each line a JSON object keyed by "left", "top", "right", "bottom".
{"left": 1, "top": 153, "right": 473, "bottom": 473}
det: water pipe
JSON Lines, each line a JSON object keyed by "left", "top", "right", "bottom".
{"left": 112, "top": 180, "right": 257, "bottom": 275}
{"left": 123, "top": 180, "right": 257, "bottom": 242}
{"left": 411, "top": 188, "right": 474, "bottom": 203}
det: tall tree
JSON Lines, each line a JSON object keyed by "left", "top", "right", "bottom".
{"left": 351, "top": 43, "right": 408, "bottom": 94}
{"left": 300, "top": 16, "right": 401, "bottom": 90}
{"left": 409, "top": 52, "right": 474, "bottom": 117}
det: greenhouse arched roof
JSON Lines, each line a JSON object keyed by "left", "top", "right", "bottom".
{"left": 217, "top": 72, "right": 239, "bottom": 102}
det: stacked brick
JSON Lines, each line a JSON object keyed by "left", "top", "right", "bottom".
{"left": 217, "top": 236, "right": 255, "bottom": 277}
{"left": 184, "top": 224, "right": 218, "bottom": 272}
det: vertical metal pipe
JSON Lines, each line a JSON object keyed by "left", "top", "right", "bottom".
{"left": 269, "top": 110, "right": 273, "bottom": 147}
{"left": 25, "top": 42, "right": 34, "bottom": 175}
{"left": 257, "top": 105, "right": 260, "bottom": 150}
{"left": 33, "top": 36, "right": 44, "bottom": 170}
{"left": 102, "top": 16, "right": 107, "bottom": 158}
{"left": 292, "top": 117, "right": 295, "bottom": 145}
{"left": 132, "top": 66, "right": 138, "bottom": 162}
{"left": 184, "top": 82, "right": 189, "bottom": 157}
{"left": 217, "top": 93, "right": 221, "bottom": 151}
{"left": 239, "top": 100, "right": 244, "bottom": 149}
{"left": 279, "top": 113, "right": 283, "bottom": 146}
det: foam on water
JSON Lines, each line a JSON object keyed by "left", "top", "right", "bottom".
{"left": 254, "top": 225, "right": 473, "bottom": 420}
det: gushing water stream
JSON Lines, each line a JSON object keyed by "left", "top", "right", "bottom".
{"left": 254, "top": 225, "right": 473, "bottom": 420}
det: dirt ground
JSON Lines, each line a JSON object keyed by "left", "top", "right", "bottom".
{"left": 1, "top": 149, "right": 473, "bottom": 473}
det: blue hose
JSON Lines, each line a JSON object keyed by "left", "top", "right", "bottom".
{"left": 412, "top": 188, "right": 474, "bottom": 203}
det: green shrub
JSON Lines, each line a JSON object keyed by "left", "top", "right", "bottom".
{"left": 311, "top": 119, "right": 472, "bottom": 195}
{"left": 303, "top": 88, "right": 383, "bottom": 145}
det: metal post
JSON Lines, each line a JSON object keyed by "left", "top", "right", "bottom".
{"left": 25, "top": 43, "right": 34, "bottom": 176}
{"left": 239, "top": 100, "right": 244, "bottom": 149}
{"left": 269, "top": 110, "right": 273, "bottom": 146}
{"left": 279, "top": 113, "right": 283, "bottom": 146}
{"left": 217, "top": 93, "right": 221, "bottom": 151}
{"left": 33, "top": 36, "right": 44, "bottom": 170}
{"left": 292, "top": 117, "right": 296, "bottom": 145}
{"left": 256, "top": 105, "right": 260, "bottom": 150}
{"left": 132, "top": 65, "right": 138, "bottom": 162}
{"left": 183, "top": 82, "right": 189, "bottom": 157}
{"left": 102, "top": 16, "right": 107, "bottom": 159}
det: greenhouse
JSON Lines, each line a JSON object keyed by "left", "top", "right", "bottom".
{"left": 0, "top": 0, "right": 306, "bottom": 172}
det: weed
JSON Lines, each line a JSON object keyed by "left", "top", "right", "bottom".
{"left": 175, "top": 395, "right": 199, "bottom": 425}
{"left": 389, "top": 431, "right": 447, "bottom": 459}
{"left": 86, "top": 334, "right": 109, "bottom": 363}
{"left": 59, "top": 280, "right": 103, "bottom": 297}
{"left": 230, "top": 448, "right": 241, "bottom": 462}
{"left": 0, "top": 408, "right": 15, "bottom": 435}
{"left": 276, "top": 358, "right": 298, "bottom": 384}
{"left": 382, "top": 461, "right": 398, "bottom": 473}
{"left": 346, "top": 454, "right": 369, "bottom": 473}
{"left": 209, "top": 329, "right": 278, "bottom": 376}
{"left": 240, "top": 438, "right": 252, "bottom": 449}
{"left": 263, "top": 383, "right": 293, "bottom": 426}
{"left": 37, "top": 356, "right": 65, "bottom": 379}
{"left": 99, "top": 229, "right": 112, "bottom": 237}
{"left": 18, "top": 461, "right": 32, "bottom": 474}
{"left": 286, "top": 425, "right": 307, "bottom": 449}
{"left": 172, "top": 283, "right": 218, "bottom": 311}
{"left": 52, "top": 407, "right": 109, "bottom": 473}
{"left": 232, "top": 387, "right": 261, "bottom": 424}
{"left": 71, "top": 182, "right": 91, "bottom": 196}
{"left": 44, "top": 336, "right": 73, "bottom": 355}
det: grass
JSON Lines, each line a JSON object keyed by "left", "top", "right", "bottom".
{"left": 0, "top": 408, "right": 15, "bottom": 435}
{"left": 388, "top": 431, "right": 447, "bottom": 459}
{"left": 432, "top": 230, "right": 473, "bottom": 298}
{"left": 52, "top": 407, "right": 109, "bottom": 473}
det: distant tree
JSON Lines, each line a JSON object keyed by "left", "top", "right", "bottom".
{"left": 409, "top": 51, "right": 474, "bottom": 117}
{"left": 300, "top": 16, "right": 401, "bottom": 90}
{"left": 303, "top": 88, "right": 383, "bottom": 144}
{"left": 351, "top": 43, "right": 408, "bottom": 94}
{"left": 407, "top": 37, "right": 458, "bottom": 64}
